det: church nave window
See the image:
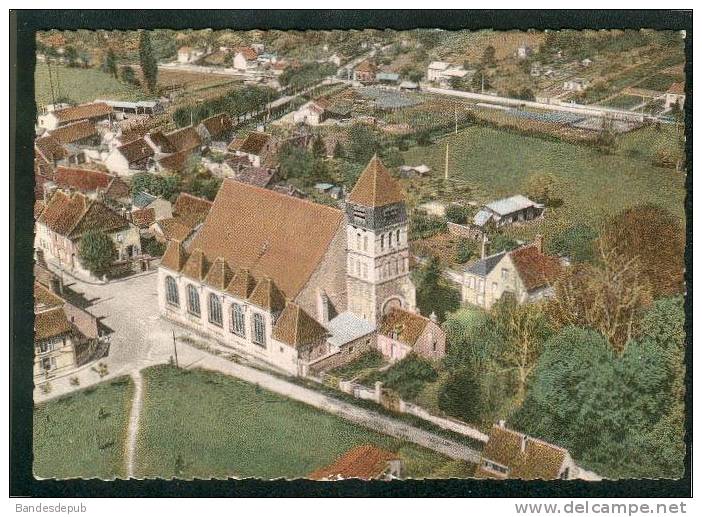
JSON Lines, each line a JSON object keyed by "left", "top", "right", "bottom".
{"left": 165, "top": 276, "right": 179, "bottom": 307}
{"left": 187, "top": 284, "right": 201, "bottom": 317}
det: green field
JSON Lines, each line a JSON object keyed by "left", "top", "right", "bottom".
{"left": 602, "top": 94, "right": 644, "bottom": 110}
{"left": 35, "top": 63, "right": 144, "bottom": 107}
{"left": 135, "top": 365, "right": 465, "bottom": 479}
{"left": 402, "top": 124, "right": 685, "bottom": 241}
{"left": 33, "top": 376, "right": 134, "bottom": 480}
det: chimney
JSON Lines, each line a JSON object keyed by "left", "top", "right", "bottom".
{"left": 520, "top": 434, "right": 528, "bottom": 453}
{"left": 534, "top": 234, "right": 544, "bottom": 253}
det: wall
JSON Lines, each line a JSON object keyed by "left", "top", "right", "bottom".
{"left": 307, "top": 332, "right": 376, "bottom": 374}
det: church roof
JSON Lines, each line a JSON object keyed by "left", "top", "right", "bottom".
{"left": 272, "top": 302, "right": 328, "bottom": 348}
{"left": 203, "top": 257, "right": 234, "bottom": 290}
{"left": 347, "top": 155, "right": 404, "bottom": 208}
{"left": 180, "top": 248, "right": 208, "bottom": 281}
{"left": 247, "top": 276, "right": 286, "bottom": 312}
{"left": 188, "top": 179, "right": 343, "bottom": 299}
{"left": 161, "top": 240, "right": 188, "bottom": 272}
{"left": 226, "top": 268, "right": 258, "bottom": 299}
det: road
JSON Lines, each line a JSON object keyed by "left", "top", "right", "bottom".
{"left": 36, "top": 264, "right": 481, "bottom": 464}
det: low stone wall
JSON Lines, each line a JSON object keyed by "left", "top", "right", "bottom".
{"left": 447, "top": 221, "right": 483, "bottom": 240}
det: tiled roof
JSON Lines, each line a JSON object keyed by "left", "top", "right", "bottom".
{"left": 68, "top": 199, "right": 130, "bottom": 239}
{"left": 668, "top": 82, "right": 685, "bottom": 94}
{"left": 181, "top": 248, "right": 209, "bottom": 281}
{"left": 237, "top": 131, "right": 273, "bottom": 155}
{"left": 225, "top": 268, "right": 257, "bottom": 299}
{"left": 156, "top": 218, "right": 194, "bottom": 242}
{"left": 34, "top": 200, "right": 46, "bottom": 219}
{"left": 308, "top": 445, "right": 399, "bottom": 480}
{"left": 476, "top": 424, "right": 567, "bottom": 480}
{"left": 132, "top": 207, "right": 156, "bottom": 228}
{"left": 233, "top": 166, "right": 276, "bottom": 188}
{"left": 34, "top": 282, "right": 63, "bottom": 311}
{"left": 272, "top": 302, "right": 328, "bottom": 349}
{"left": 117, "top": 137, "right": 155, "bottom": 164}
{"left": 147, "top": 130, "right": 173, "bottom": 152}
{"left": 161, "top": 239, "right": 188, "bottom": 272}
{"left": 54, "top": 166, "right": 113, "bottom": 193}
{"left": 35, "top": 307, "right": 72, "bottom": 341}
{"left": 378, "top": 308, "right": 430, "bottom": 348}
{"left": 227, "top": 136, "right": 246, "bottom": 152}
{"left": 354, "top": 60, "right": 377, "bottom": 73}
{"left": 173, "top": 192, "right": 213, "bottom": 228}
{"left": 158, "top": 150, "right": 192, "bottom": 173}
{"left": 49, "top": 119, "right": 97, "bottom": 145}
{"left": 51, "top": 102, "right": 113, "bottom": 124}
{"left": 247, "top": 277, "right": 286, "bottom": 312}
{"left": 509, "top": 245, "right": 563, "bottom": 291}
{"left": 37, "top": 191, "right": 90, "bottom": 236}
{"left": 188, "top": 179, "right": 343, "bottom": 299}
{"left": 35, "top": 135, "right": 67, "bottom": 163}
{"left": 164, "top": 126, "right": 202, "bottom": 153}
{"left": 466, "top": 251, "right": 508, "bottom": 277}
{"left": 347, "top": 155, "right": 404, "bottom": 208}
{"left": 235, "top": 46, "right": 258, "bottom": 61}
{"left": 201, "top": 113, "right": 233, "bottom": 139}
{"left": 104, "top": 177, "right": 130, "bottom": 200}
{"left": 203, "top": 257, "right": 234, "bottom": 290}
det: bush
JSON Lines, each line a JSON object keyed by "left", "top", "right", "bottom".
{"left": 547, "top": 224, "right": 598, "bottom": 263}
{"left": 438, "top": 367, "right": 484, "bottom": 423}
{"left": 455, "top": 238, "right": 477, "bottom": 264}
{"left": 379, "top": 354, "right": 438, "bottom": 400}
{"left": 78, "top": 230, "right": 116, "bottom": 276}
{"left": 488, "top": 233, "right": 519, "bottom": 254}
{"left": 410, "top": 212, "right": 447, "bottom": 240}
{"left": 141, "top": 236, "right": 166, "bottom": 257}
{"left": 445, "top": 204, "right": 470, "bottom": 225}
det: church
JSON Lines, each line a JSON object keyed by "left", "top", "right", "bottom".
{"left": 157, "top": 155, "right": 437, "bottom": 376}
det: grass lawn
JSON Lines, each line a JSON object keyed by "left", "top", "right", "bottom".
{"left": 33, "top": 376, "right": 134, "bottom": 480}
{"left": 401, "top": 125, "right": 685, "bottom": 242}
{"left": 135, "top": 365, "right": 463, "bottom": 479}
{"left": 35, "top": 63, "right": 144, "bottom": 106}
{"left": 329, "top": 350, "right": 386, "bottom": 381}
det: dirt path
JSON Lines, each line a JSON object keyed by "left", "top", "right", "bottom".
{"left": 125, "top": 371, "right": 144, "bottom": 478}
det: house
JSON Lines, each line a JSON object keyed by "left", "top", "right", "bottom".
{"left": 473, "top": 195, "right": 544, "bottom": 229}
{"left": 377, "top": 309, "right": 445, "bottom": 362}
{"left": 233, "top": 47, "right": 259, "bottom": 71}
{"left": 197, "top": 113, "right": 234, "bottom": 144}
{"left": 292, "top": 99, "right": 329, "bottom": 126}
{"left": 132, "top": 191, "right": 173, "bottom": 221}
{"left": 172, "top": 192, "right": 213, "bottom": 229}
{"left": 563, "top": 78, "right": 589, "bottom": 92}
{"left": 517, "top": 44, "right": 533, "bottom": 59}
{"left": 151, "top": 217, "right": 195, "bottom": 244}
{"left": 96, "top": 99, "right": 164, "bottom": 119}
{"left": 34, "top": 191, "right": 141, "bottom": 278}
{"left": 427, "top": 61, "right": 451, "bottom": 82}
{"left": 308, "top": 445, "right": 402, "bottom": 480}
{"left": 37, "top": 102, "right": 113, "bottom": 131}
{"left": 156, "top": 150, "right": 192, "bottom": 174}
{"left": 156, "top": 126, "right": 203, "bottom": 154}
{"left": 228, "top": 131, "right": 278, "bottom": 168}
{"left": 157, "top": 156, "right": 417, "bottom": 375}
{"left": 53, "top": 166, "right": 130, "bottom": 203}
{"left": 232, "top": 166, "right": 277, "bottom": 188}
{"left": 48, "top": 119, "right": 100, "bottom": 148}
{"left": 476, "top": 422, "right": 579, "bottom": 480}
{"left": 353, "top": 60, "right": 377, "bottom": 83}
{"left": 665, "top": 82, "right": 685, "bottom": 110}
{"left": 177, "top": 46, "right": 205, "bottom": 64}
{"left": 462, "top": 238, "right": 563, "bottom": 310}
{"left": 103, "top": 137, "right": 156, "bottom": 176}
{"left": 35, "top": 134, "right": 69, "bottom": 172}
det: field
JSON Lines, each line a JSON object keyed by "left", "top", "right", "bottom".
{"left": 601, "top": 94, "right": 644, "bottom": 110}
{"left": 401, "top": 124, "right": 685, "bottom": 242}
{"left": 135, "top": 365, "right": 467, "bottom": 479}
{"left": 35, "top": 63, "right": 144, "bottom": 107}
{"left": 33, "top": 376, "right": 134, "bottom": 480}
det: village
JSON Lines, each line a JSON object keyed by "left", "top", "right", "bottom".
{"left": 31, "top": 28, "right": 686, "bottom": 481}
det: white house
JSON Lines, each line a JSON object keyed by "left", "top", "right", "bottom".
{"left": 233, "top": 47, "right": 259, "bottom": 72}
{"left": 177, "top": 47, "right": 205, "bottom": 64}
{"left": 103, "top": 137, "right": 156, "bottom": 176}
{"left": 292, "top": 99, "right": 329, "bottom": 126}
{"left": 427, "top": 61, "right": 451, "bottom": 82}
{"left": 37, "top": 102, "right": 113, "bottom": 131}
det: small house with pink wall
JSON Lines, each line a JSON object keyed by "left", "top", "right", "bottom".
{"left": 377, "top": 309, "right": 445, "bottom": 362}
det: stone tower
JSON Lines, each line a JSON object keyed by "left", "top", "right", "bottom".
{"left": 345, "top": 155, "right": 416, "bottom": 326}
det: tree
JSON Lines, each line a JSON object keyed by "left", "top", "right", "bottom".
{"left": 546, "top": 223, "right": 598, "bottom": 263}
{"left": 103, "top": 48, "right": 118, "bottom": 78}
{"left": 414, "top": 256, "right": 460, "bottom": 322}
{"left": 139, "top": 30, "right": 158, "bottom": 93}
{"left": 482, "top": 45, "right": 496, "bottom": 66}
{"left": 64, "top": 46, "right": 79, "bottom": 67}
{"left": 523, "top": 171, "right": 563, "bottom": 207}
{"left": 131, "top": 172, "right": 181, "bottom": 201}
{"left": 515, "top": 326, "right": 682, "bottom": 479}
{"left": 379, "top": 354, "right": 438, "bottom": 399}
{"left": 311, "top": 135, "right": 326, "bottom": 158}
{"left": 455, "top": 238, "right": 477, "bottom": 264}
{"left": 547, "top": 241, "right": 653, "bottom": 354}
{"left": 445, "top": 204, "right": 470, "bottom": 225}
{"left": 78, "top": 230, "right": 116, "bottom": 276}
{"left": 347, "top": 124, "right": 381, "bottom": 164}
{"left": 492, "top": 296, "right": 551, "bottom": 404}
{"left": 599, "top": 204, "right": 685, "bottom": 296}
{"left": 120, "top": 65, "right": 138, "bottom": 86}
{"left": 438, "top": 367, "right": 484, "bottom": 423}
{"left": 488, "top": 233, "right": 519, "bottom": 254}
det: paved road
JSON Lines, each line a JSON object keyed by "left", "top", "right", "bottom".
{"left": 36, "top": 266, "right": 481, "bottom": 464}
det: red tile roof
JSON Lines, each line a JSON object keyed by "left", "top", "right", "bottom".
{"left": 272, "top": 302, "right": 327, "bottom": 348}
{"left": 54, "top": 166, "right": 113, "bottom": 193}
{"left": 188, "top": 179, "right": 343, "bottom": 299}
{"left": 35, "top": 135, "right": 67, "bottom": 163}
{"left": 200, "top": 113, "right": 233, "bottom": 139}
{"left": 132, "top": 207, "right": 156, "bottom": 228}
{"left": 117, "top": 137, "right": 155, "bottom": 164}
{"left": 158, "top": 150, "right": 192, "bottom": 173}
{"left": 354, "top": 60, "right": 377, "bottom": 74}
{"left": 235, "top": 46, "right": 258, "bottom": 61}
{"left": 35, "top": 307, "right": 72, "bottom": 341}
{"left": 308, "top": 445, "right": 399, "bottom": 480}
{"left": 173, "top": 192, "right": 213, "bottom": 228}
{"left": 509, "top": 245, "right": 563, "bottom": 291}
{"left": 233, "top": 166, "right": 276, "bottom": 188}
{"left": 37, "top": 191, "right": 129, "bottom": 239}
{"left": 667, "top": 82, "right": 685, "bottom": 95}
{"left": 236, "top": 131, "right": 274, "bottom": 156}
{"left": 52, "top": 102, "right": 113, "bottom": 124}
{"left": 347, "top": 155, "right": 404, "bottom": 207}
{"left": 378, "top": 308, "right": 430, "bottom": 347}
{"left": 49, "top": 119, "right": 97, "bottom": 145}
{"left": 161, "top": 239, "right": 189, "bottom": 272}
{"left": 164, "top": 126, "right": 202, "bottom": 153}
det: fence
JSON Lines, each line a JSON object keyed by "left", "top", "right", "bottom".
{"left": 318, "top": 376, "right": 489, "bottom": 444}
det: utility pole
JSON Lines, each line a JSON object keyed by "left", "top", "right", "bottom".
{"left": 444, "top": 142, "right": 449, "bottom": 180}
{"left": 172, "top": 330, "right": 179, "bottom": 368}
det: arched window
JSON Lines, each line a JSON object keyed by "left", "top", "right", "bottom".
{"left": 208, "top": 293, "right": 222, "bottom": 327}
{"left": 363, "top": 234, "right": 368, "bottom": 252}
{"left": 187, "top": 285, "right": 201, "bottom": 316}
{"left": 380, "top": 234, "right": 385, "bottom": 250}
{"left": 231, "top": 303, "right": 245, "bottom": 336}
{"left": 356, "top": 234, "right": 362, "bottom": 249}
{"left": 252, "top": 313, "right": 266, "bottom": 346}
{"left": 396, "top": 229, "right": 401, "bottom": 245}
{"left": 165, "top": 276, "right": 179, "bottom": 306}
{"left": 388, "top": 231, "right": 393, "bottom": 247}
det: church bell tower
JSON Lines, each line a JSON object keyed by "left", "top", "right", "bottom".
{"left": 345, "top": 155, "right": 416, "bottom": 326}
